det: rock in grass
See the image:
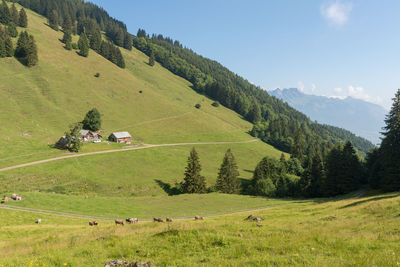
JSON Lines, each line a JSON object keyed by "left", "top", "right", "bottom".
{"left": 104, "top": 260, "right": 152, "bottom": 267}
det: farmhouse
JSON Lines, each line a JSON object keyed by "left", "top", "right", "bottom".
{"left": 108, "top": 132, "right": 132, "bottom": 144}
{"left": 79, "top": 130, "right": 102, "bottom": 142}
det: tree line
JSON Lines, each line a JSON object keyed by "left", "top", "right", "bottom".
{"left": 14, "top": 0, "right": 127, "bottom": 68}
{"left": 131, "top": 29, "right": 374, "bottom": 157}
{"left": 0, "top": 1, "right": 37, "bottom": 66}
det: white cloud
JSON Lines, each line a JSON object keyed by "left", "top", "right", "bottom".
{"left": 311, "top": 84, "right": 317, "bottom": 93}
{"left": 333, "top": 87, "right": 342, "bottom": 93}
{"left": 297, "top": 81, "right": 305, "bottom": 92}
{"left": 321, "top": 1, "right": 352, "bottom": 26}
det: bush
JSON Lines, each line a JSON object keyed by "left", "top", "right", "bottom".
{"left": 254, "top": 178, "right": 276, "bottom": 197}
{"left": 195, "top": 104, "right": 201, "bottom": 109}
{"left": 72, "top": 43, "right": 78, "bottom": 50}
{"left": 94, "top": 73, "right": 100, "bottom": 78}
{"left": 212, "top": 101, "right": 220, "bottom": 107}
{"left": 139, "top": 90, "right": 143, "bottom": 94}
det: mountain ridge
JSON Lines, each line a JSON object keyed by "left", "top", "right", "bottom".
{"left": 269, "top": 88, "right": 386, "bottom": 144}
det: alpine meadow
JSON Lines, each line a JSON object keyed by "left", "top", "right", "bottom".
{"left": 0, "top": 0, "right": 399, "bottom": 266}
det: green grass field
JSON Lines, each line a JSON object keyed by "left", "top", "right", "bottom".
{"left": 1, "top": 192, "right": 399, "bottom": 266}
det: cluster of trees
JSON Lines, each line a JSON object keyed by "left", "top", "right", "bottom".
{"left": 367, "top": 89, "right": 400, "bottom": 192}
{"left": 179, "top": 148, "right": 241, "bottom": 194}
{"left": 0, "top": 1, "right": 28, "bottom": 28}
{"left": 14, "top": 30, "right": 38, "bottom": 66}
{"left": 82, "top": 108, "right": 101, "bottom": 132}
{"left": 131, "top": 29, "right": 374, "bottom": 156}
{"left": 15, "top": 0, "right": 127, "bottom": 68}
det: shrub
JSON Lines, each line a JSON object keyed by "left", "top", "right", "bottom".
{"left": 71, "top": 43, "right": 78, "bottom": 50}
{"left": 139, "top": 90, "right": 143, "bottom": 94}
{"left": 254, "top": 178, "right": 276, "bottom": 197}
{"left": 94, "top": 73, "right": 100, "bottom": 78}
{"left": 212, "top": 101, "right": 220, "bottom": 107}
{"left": 195, "top": 104, "right": 201, "bottom": 109}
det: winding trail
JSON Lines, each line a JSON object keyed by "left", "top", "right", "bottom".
{"left": 0, "top": 202, "right": 282, "bottom": 222}
{"left": 0, "top": 139, "right": 259, "bottom": 173}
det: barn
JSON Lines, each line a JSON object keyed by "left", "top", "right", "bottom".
{"left": 108, "top": 132, "right": 132, "bottom": 144}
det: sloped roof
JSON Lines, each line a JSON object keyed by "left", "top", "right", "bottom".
{"left": 80, "top": 130, "right": 90, "bottom": 136}
{"left": 111, "top": 132, "right": 131, "bottom": 139}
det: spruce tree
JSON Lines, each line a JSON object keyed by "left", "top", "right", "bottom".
{"left": 0, "top": 0, "right": 10, "bottom": 24}
{"left": 4, "top": 33, "right": 13, "bottom": 57}
{"left": 149, "top": 50, "right": 155, "bottom": 66}
{"left": 182, "top": 148, "right": 207, "bottom": 193}
{"left": 62, "top": 31, "right": 71, "bottom": 44}
{"left": 18, "top": 8, "right": 27, "bottom": 28}
{"left": 89, "top": 30, "right": 101, "bottom": 52}
{"left": 82, "top": 108, "right": 101, "bottom": 131}
{"left": 26, "top": 34, "right": 38, "bottom": 66}
{"left": 378, "top": 89, "right": 400, "bottom": 191}
{"left": 62, "top": 14, "right": 72, "bottom": 34}
{"left": 216, "top": 149, "right": 241, "bottom": 194}
{"left": 7, "top": 22, "right": 18, "bottom": 38}
{"left": 65, "top": 123, "right": 82, "bottom": 152}
{"left": 10, "top": 3, "right": 19, "bottom": 25}
{"left": 48, "top": 10, "right": 59, "bottom": 31}
{"left": 78, "top": 32, "right": 89, "bottom": 57}
{"left": 0, "top": 36, "right": 5, "bottom": 58}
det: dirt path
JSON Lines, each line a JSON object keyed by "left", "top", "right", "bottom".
{"left": 0, "top": 202, "right": 281, "bottom": 222}
{"left": 0, "top": 139, "right": 259, "bottom": 173}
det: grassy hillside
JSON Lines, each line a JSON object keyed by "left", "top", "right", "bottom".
{"left": 0, "top": 4, "right": 286, "bottom": 214}
{"left": 0, "top": 4, "right": 276, "bottom": 167}
{"left": 1, "top": 192, "right": 399, "bottom": 266}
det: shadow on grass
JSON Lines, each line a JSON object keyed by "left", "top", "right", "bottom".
{"left": 154, "top": 179, "right": 182, "bottom": 196}
{"left": 339, "top": 193, "right": 400, "bottom": 209}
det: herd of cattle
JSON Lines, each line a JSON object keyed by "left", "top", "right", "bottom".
{"left": 88, "top": 216, "right": 205, "bottom": 226}
{"left": 1, "top": 194, "right": 22, "bottom": 203}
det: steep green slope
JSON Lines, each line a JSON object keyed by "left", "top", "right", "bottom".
{"left": 0, "top": 5, "right": 284, "bottom": 206}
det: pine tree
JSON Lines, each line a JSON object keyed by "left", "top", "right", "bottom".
{"left": 62, "top": 14, "right": 72, "bottom": 34}
{"left": 25, "top": 34, "right": 38, "bottom": 66}
{"left": 182, "top": 148, "right": 207, "bottom": 193}
{"left": 148, "top": 50, "right": 155, "bottom": 66}
{"left": 0, "top": 0, "right": 10, "bottom": 24}
{"left": 279, "top": 153, "right": 287, "bottom": 174}
{"left": 124, "top": 33, "right": 132, "bottom": 50}
{"left": 116, "top": 47, "right": 125, "bottom": 68}
{"left": 18, "top": 8, "right": 27, "bottom": 28}
{"left": 82, "top": 108, "right": 101, "bottom": 131}
{"left": 377, "top": 89, "right": 400, "bottom": 191}
{"left": 0, "top": 36, "right": 5, "bottom": 58}
{"left": 216, "top": 149, "right": 241, "bottom": 194}
{"left": 65, "top": 123, "right": 82, "bottom": 153}
{"left": 62, "top": 31, "right": 71, "bottom": 44}
{"left": 4, "top": 33, "right": 13, "bottom": 57}
{"left": 48, "top": 10, "right": 59, "bottom": 31}
{"left": 7, "top": 22, "right": 18, "bottom": 38}
{"left": 89, "top": 30, "right": 101, "bottom": 52}
{"left": 246, "top": 102, "right": 262, "bottom": 123}
{"left": 10, "top": 3, "right": 19, "bottom": 25}
{"left": 78, "top": 32, "right": 89, "bottom": 57}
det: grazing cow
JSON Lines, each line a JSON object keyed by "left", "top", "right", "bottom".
{"left": 35, "top": 219, "right": 42, "bottom": 224}
{"left": 11, "top": 194, "right": 17, "bottom": 200}
{"left": 153, "top": 217, "right": 163, "bottom": 223}
{"left": 115, "top": 219, "right": 124, "bottom": 226}
{"left": 1, "top": 196, "right": 9, "bottom": 203}
{"left": 15, "top": 196, "right": 22, "bottom": 201}
{"left": 194, "top": 216, "right": 203, "bottom": 220}
{"left": 253, "top": 217, "right": 262, "bottom": 223}
{"left": 126, "top": 218, "right": 138, "bottom": 224}
{"left": 245, "top": 214, "right": 255, "bottom": 220}
{"left": 166, "top": 217, "right": 173, "bottom": 222}
{"left": 89, "top": 221, "right": 98, "bottom": 226}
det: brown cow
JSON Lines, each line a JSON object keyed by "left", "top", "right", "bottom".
{"left": 153, "top": 217, "right": 163, "bottom": 223}
{"left": 115, "top": 219, "right": 124, "bottom": 226}
{"left": 89, "top": 221, "right": 98, "bottom": 226}
{"left": 194, "top": 216, "right": 203, "bottom": 220}
{"left": 126, "top": 218, "right": 138, "bottom": 224}
{"left": 166, "top": 217, "right": 173, "bottom": 222}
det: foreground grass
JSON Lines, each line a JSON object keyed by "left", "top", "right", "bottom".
{"left": 1, "top": 193, "right": 399, "bottom": 266}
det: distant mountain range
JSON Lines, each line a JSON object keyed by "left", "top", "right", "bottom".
{"left": 269, "top": 88, "right": 387, "bottom": 144}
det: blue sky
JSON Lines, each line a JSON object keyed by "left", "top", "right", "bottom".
{"left": 89, "top": 0, "right": 400, "bottom": 109}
